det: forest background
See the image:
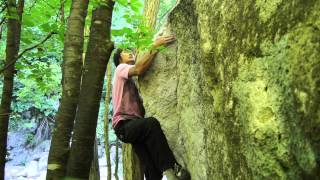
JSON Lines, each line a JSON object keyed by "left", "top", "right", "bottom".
{"left": 0, "top": 0, "right": 176, "bottom": 179}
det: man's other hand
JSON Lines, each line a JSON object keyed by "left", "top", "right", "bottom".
{"left": 153, "top": 35, "right": 176, "bottom": 48}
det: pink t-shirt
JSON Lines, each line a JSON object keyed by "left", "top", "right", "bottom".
{"left": 112, "top": 64, "right": 145, "bottom": 128}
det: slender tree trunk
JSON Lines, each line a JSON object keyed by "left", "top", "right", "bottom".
{"left": 60, "top": 0, "right": 65, "bottom": 26}
{"left": 66, "top": 0, "right": 114, "bottom": 178}
{"left": 46, "top": 0, "right": 89, "bottom": 179}
{"left": 114, "top": 138, "right": 119, "bottom": 180}
{"left": 0, "top": 24, "right": 3, "bottom": 40}
{"left": 143, "top": 0, "right": 160, "bottom": 29}
{"left": 103, "top": 62, "right": 112, "bottom": 180}
{"left": 89, "top": 138, "right": 100, "bottom": 180}
{"left": 123, "top": 144, "right": 144, "bottom": 180}
{"left": 0, "top": 0, "right": 24, "bottom": 178}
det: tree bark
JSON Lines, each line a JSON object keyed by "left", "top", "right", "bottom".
{"left": 89, "top": 138, "right": 100, "bottom": 180}
{"left": 0, "top": 0, "right": 24, "bottom": 178}
{"left": 103, "top": 62, "right": 112, "bottom": 180}
{"left": 60, "top": 0, "right": 65, "bottom": 26}
{"left": 66, "top": 0, "right": 114, "bottom": 178}
{"left": 114, "top": 138, "right": 119, "bottom": 180}
{"left": 143, "top": 0, "right": 160, "bottom": 29}
{"left": 123, "top": 144, "right": 144, "bottom": 180}
{"left": 46, "top": 0, "right": 89, "bottom": 179}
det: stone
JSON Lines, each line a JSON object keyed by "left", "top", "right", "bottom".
{"left": 38, "top": 152, "right": 49, "bottom": 171}
{"left": 35, "top": 171, "right": 46, "bottom": 180}
{"left": 99, "top": 157, "right": 107, "bottom": 167}
{"left": 15, "top": 177, "right": 29, "bottom": 180}
{"left": 137, "top": 0, "right": 320, "bottom": 179}
{"left": 5, "top": 165, "right": 25, "bottom": 178}
{"left": 99, "top": 166, "right": 108, "bottom": 177}
{"left": 14, "top": 167, "right": 28, "bottom": 177}
{"left": 25, "top": 160, "right": 39, "bottom": 178}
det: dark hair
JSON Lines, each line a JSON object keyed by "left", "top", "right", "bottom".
{"left": 113, "top": 48, "right": 123, "bottom": 67}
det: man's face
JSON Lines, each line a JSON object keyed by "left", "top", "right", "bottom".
{"left": 120, "top": 50, "right": 135, "bottom": 65}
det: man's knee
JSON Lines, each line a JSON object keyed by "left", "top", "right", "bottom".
{"left": 147, "top": 117, "right": 161, "bottom": 128}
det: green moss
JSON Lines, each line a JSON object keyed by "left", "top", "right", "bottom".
{"left": 256, "top": 0, "right": 282, "bottom": 22}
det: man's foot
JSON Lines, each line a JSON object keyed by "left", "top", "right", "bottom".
{"left": 173, "top": 163, "right": 191, "bottom": 180}
{"left": 164, "top": 168, "right": 179, "bottom": 180}
{"left": 164, "top": 163, "right": 191, "bottom": 180}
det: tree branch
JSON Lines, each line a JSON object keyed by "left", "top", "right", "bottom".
{"left": 0, "top": 31, "right": 57, "bottom": 74}
{"left": 0, "top": 17, "right": 6, "bottom": 26}
{"left": 0, "top": 2, "right": 7, "bottom": 14}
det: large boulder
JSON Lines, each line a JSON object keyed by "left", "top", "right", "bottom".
{"left": 138, "top": 0, "right": 320, "bottom": 179}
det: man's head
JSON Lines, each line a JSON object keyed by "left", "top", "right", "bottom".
{"left": 113, "top": 48, "right": 135, "bottom": 66}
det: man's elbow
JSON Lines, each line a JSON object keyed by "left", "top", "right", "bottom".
{"left": 134, "top": 66, "right": 144, "bottom": 76}
{"left": 131, "top": 66, "right": 143, "bottom": 76}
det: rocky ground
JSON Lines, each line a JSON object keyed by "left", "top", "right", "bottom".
{"left": 5, "top": 131, "right": 123, "bottom": 180}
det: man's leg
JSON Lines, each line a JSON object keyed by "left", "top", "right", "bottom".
{"left": 132, "top": 143, "right": 162, "bottom": 180}
{"left": 115, "top": 118, "right": 177, "bottom": 173}
{"left": 142, "top": 117, "right": 177, "bottom": 172}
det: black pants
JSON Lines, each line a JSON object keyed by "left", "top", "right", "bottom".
{"left": 114, "top": 117, "right": 177, "bottom": 180}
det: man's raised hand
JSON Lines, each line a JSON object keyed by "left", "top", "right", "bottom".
{"left": 153, "top": 35, "right": 176, "bottom": 48}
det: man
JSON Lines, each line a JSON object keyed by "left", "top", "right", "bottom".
{"left": 112, "top": 36, "right": 190, "bottom": 180}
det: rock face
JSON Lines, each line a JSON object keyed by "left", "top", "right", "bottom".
{"left": 138, "top": 0, "right": 320, "bottom": 179}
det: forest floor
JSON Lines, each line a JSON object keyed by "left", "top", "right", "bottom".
{"left": 5, "top": 131, "right": 123, "bottom": 180}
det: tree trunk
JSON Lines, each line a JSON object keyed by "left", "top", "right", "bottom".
{"left": 89, "top": 138, "right": 100, "bottom": 180}
{"left": 66, "top": 0, "right": 114, "bottom": 178}
{"left": 60, "top": 0, "right": 65, "bottom": 26}
{"left": 123, "top": 144, "right": 144, "bottom": 180}
{"left": 0, "top": 0, "right": 24, "bottom": 178}
{"left": 103, "top": 63, "right": 112, "bottom": 180}
{"left": 114, "top": 138, "right": 119, "bottom": 180}
{"left": 46, "top": 0, "right": 89, "bottom": 179}
{"left": 143, "top": 0, "right": 160, "bottom": 29}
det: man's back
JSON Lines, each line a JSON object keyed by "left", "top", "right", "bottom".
{"left": 112, "top": 64, "right": 144, "bottom": 128}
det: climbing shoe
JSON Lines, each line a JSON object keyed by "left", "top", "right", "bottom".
{"left": 164, "top": 168, "right": 179, "bottom": 180}
{"left": 173, "top": 163, "right": 191, "bottom": 180}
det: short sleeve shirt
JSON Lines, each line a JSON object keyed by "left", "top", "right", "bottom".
{"left": 112, "top": 64, "right": 145, "bottom": 128}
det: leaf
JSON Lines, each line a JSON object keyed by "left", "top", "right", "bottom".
{"left": 40, "top": 22, "right": 52, "bottom": 32}
{"left": 129, "top": 1, "right": 142, "bottom": 13}
{"left": 23, "top": 16, "right": 36, "bottom": 27}
{"left": 116, "top": 0, "right": 128, "bottom": 6}
{"left": 21, "top": 36, "right": 33, "bottom": 45}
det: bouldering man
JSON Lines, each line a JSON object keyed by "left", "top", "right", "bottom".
{"left": 112, "top": 35, "right": 190, "bottom": 180}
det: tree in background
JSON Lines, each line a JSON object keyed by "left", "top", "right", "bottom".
{"left": 65, "top": 0, "right": 115, "bottom": 178}
{"left": 103, "top": 62, "right": 113, "bottom": 180}
{"left": 0, "top": 0, "right": 24, "bottom": 178}
{"left": 46, "top": 0, "right": 89, "bottom": 178}
{"left": 89, "top": 138, "right": 100, "bottom": 180}
{"left": 143, "top": 0, "right": 160, "bottom": 29}
{"left": 0, "top": 2, "right": 6, "bottom": 41}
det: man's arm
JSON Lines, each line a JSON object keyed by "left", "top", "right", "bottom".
{"left": 128, "top": 35, "right": 175, "bottom": 77}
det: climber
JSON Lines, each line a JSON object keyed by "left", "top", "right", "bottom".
{"left": 112, "top": 36, "right": 191, "bottom": 180}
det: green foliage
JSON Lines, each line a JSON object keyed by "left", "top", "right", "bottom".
{"left": 112, "top": 0, "right": 155, "bottom": 51}
{"left": 1, "top": 0, "right": 65, "bottom": 130}
{"left": 14, "top": 59, "right": 61, "bottom": 116}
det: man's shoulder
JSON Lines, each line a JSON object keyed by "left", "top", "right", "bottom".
{"left": 117, "top": 63, "right": 131, "bottom": 69}
{"left": 115, "top": 63, "right": 125, "bottom": 71}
